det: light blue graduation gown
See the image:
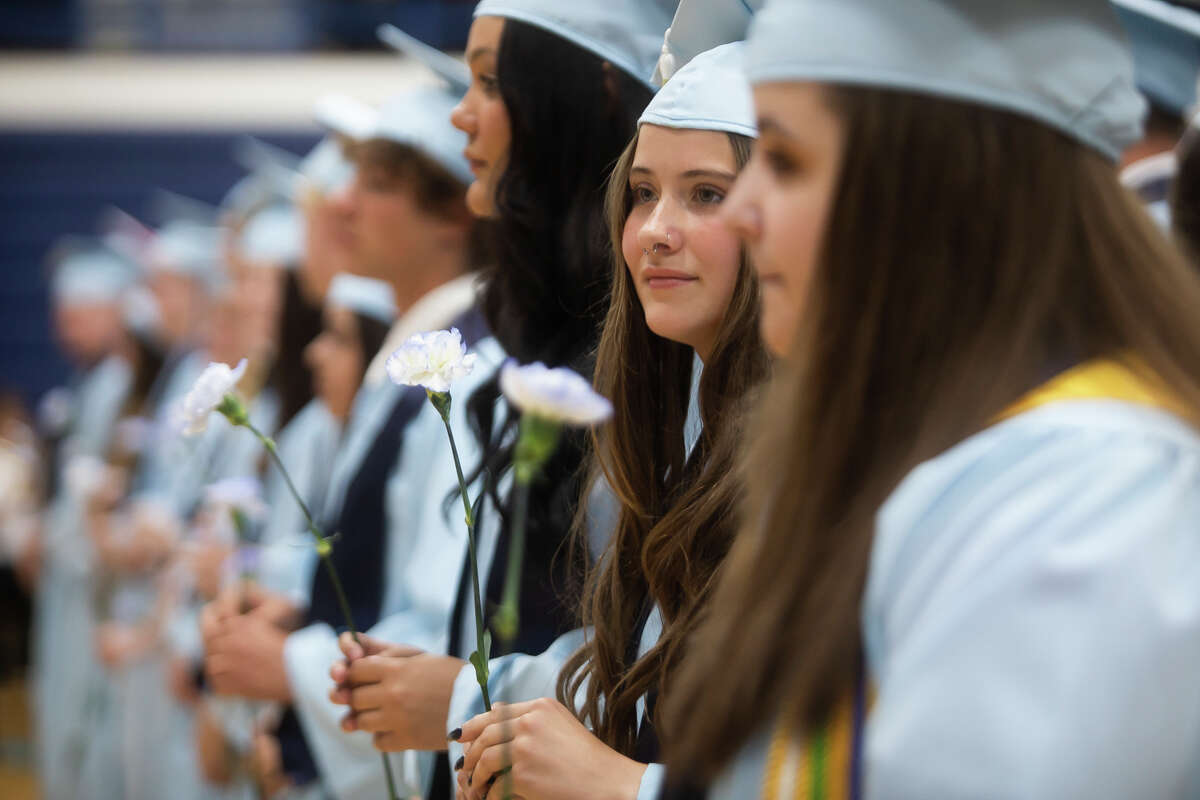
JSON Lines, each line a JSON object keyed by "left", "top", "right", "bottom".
{"left": 281, "top": 335, "right": 508, "bottom": 800}
{"left": 709, "top": 400, "right": 1200, "bottom": 799}
{"left": 33, "top": 354, "right": 131, "bottom": 800}
{"left": 257, "top": 399, "right": 341, "bottom": 607}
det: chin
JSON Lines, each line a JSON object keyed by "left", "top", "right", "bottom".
{"left": 466, "top": 181, "right": 497, "bottom": 219}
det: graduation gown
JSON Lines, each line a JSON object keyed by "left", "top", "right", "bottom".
{"left": 32, "top": 354, "right": 131, "bottom": 800}
{"left": 705, "top": 399, "right": 1200, "bottom": 800}
{"left": 280, "top": 318, "right": 498, "bottom": 799}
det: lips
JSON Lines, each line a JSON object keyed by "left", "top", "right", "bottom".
{"left": 642, "top": 266, "right": 696, "bottom": 290}
{"left": 464, "top": 150, "right": 487, "bottom": 175}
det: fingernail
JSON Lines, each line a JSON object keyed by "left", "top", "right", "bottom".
{"left": 468, "top": 773, "right": 472, "bottom": 787}
{"left": 454, "top": 755, "right": 464, "bottom": 771}
{"left": 448, "top": 727, "right": 462, "bottom": 741}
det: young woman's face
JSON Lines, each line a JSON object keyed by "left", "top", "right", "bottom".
{"left": 303, "top": 305, "right": 364, "bottom": 422}
{"left": 451, "top": 16, "right": 511, "bottom": 219}
{"left": 722, "top": 83, "right": 844, "bottom": 357}
{"left": 621, "top": 125, "right": 742, "bottom": 361}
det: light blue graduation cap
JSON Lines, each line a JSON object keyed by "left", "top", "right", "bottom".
{"left": 231, "top": 136, "right": 304, "bottom": 205}
{"left": 641, "top": 42, "right": 755, "bottom": 137}
{"left": 121, "top": 285, "right": 163, "bottom": 338}
{"left": 744, "top": 0, "right": 1146, "bottom": 162}
{"left": 238, "top": 202, "right": 303, "bottom": 267}
{"left": 145, "top": 219, "right": 223, "bottom": 286}
{"left": 1113, "top": 0, "right": 1200, "bottom": 117}
{"left": 473, "top": 0, "right": 678, "bottom": 86}
{"left": 219, "top": 172, "right": 279, "bottom": 225}
{"left": 377, "top": 23, "right": 471, "bottom": 96}
{"left": 296, "top": 137, "right": 356, "bottom": 198}
{"left": 326, "top": 273, "right": 396, "bottom": 324}
{"left": 49, "top": 237, "right": 137, "bottom": 307}
{"left": 653, "top": 0, "right": 762, "bottom": 85}
{"left": 314, "top": 87, "right": 471, "bottom": 184}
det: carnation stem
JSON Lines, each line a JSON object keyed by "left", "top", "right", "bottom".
{"left": 434, "top": 399, "right": 492, "bottom": 712}
{"left": 244, "top": 420, "right": 400, "bottom": 800}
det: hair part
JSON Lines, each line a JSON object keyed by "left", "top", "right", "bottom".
{"left": 556, "top": 129, "right": 769, "bottom": 755}
{"left": 664, "top": 85, "right": 1200, "bottom": 778}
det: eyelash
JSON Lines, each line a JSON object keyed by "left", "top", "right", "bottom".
{"left": 630, "top": 185, "right": 726, "bottom": 206}
{"left": 629, "top": 185, "right": 655, "bottom": 205}
{"left": 692, "top": 185, "right": 725, "bottom": 205}
{"left": 477, "top": 74, "right": 499, "bottom": 95}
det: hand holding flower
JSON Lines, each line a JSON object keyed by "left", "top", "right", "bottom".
{"left": 327, "top": 633, "right": 464, "bottom": 752}
{"left": 203, "top": 611, "right": 292, "bottom": 702}
{"left": 454, "top": 698, "right": 647, "bottom": 800}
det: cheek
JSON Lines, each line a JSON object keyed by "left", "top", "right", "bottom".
{"left": 758, "top": 282, "right": 800, "bottom": 358}
{"left": 691, "top": 223, "right": 742, "bottom": 315}
{"left": 621, "top": 211, "right": 645, "bottom": 276}
{"left": 481, "top": 101, "right": 511, "bottom": 161}
{"left": 768, "top": 188, "right": 827, "bottom": 309}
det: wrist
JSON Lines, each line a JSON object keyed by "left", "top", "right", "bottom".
{"left": 609, "top": 755, "right": 649, "bottom": 800}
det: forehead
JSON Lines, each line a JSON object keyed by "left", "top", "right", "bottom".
{"left": 467, "top": 16, "right": 505, "bottom": 58}
{"left": 751, "top": 82, "right": 837, "bottom": 137}
{"left": 632, "top": 125, "right": 736, "bottom": 175}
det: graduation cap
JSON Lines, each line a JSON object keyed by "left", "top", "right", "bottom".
{"left": 377, "top": 23, "right": 471, "bottom": 96}
{"left": 653, "top": 0, "right": 761, "bottom": 85}
{"left": 314, "top": 87, "right": 471, "bottom": 184}
{"left": 744, "top": 0, "right": 1145, "bottom": 162}
{"left": 473, "top": 0, "right": 678, "bottom": 86}
{"left": 1113, "top": 0, "right": 1200, "bottom": 117}
{"left": 641, "top": 41, "right": 755, "bottom": 138}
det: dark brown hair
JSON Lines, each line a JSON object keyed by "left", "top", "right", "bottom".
{"left": 664, "top": 86, "right": 1200, "bottom": 778}
{"left": 1172, "top": 126, "right": 1200, "bottom": 264}
{"left": 556, "top": 129, "right": 769, "bottom": 756}
{"left": 354, "top": 139, "right": 473, "bottom": 225}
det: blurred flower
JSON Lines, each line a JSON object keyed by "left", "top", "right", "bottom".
{"left": 37, "top": 387, "right": 73, "bottom": 437}
{"left": 204, "top": 476, "right": 268, "bottom": 522}
{"left": 115, "top": 415, "right": 152, "bottom": 456}
{"left": 499, "top": 361, "right": 613, "bottom": 426}
{"left": 179, "top": 359, "right": 248, "bottom": 436}
{"left": 386, "top": 328, "right": 477, "bottom": 394}
{"left": 63, "top": 454, "right": 116, "bottom": 500}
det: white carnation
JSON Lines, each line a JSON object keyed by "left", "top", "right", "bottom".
{"left": 178, "top": 359, "right": 247, "bottom": 436}
{"left": 385, "top": 328, "right": 478, "bottom": 394}
{"left": 499, "top": 361, "right": 613, "bottom": 427}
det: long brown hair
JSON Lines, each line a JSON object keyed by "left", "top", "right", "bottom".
{"left": 664, "top": 86, "right": 1200, "bottom": 778}
{"left": 557, "top": 129, "right": 770, "bottom": 755}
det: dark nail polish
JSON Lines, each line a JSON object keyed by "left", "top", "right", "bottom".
{"left": 448, "top": 727, "right": 462, "bottom": 741}
{"left": 454, "top": 755, "right": 464, "bottom": 771}
{"left": 468, "top": 773, "right": 472, "bottom": 787}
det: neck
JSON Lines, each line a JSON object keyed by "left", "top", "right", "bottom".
{"left": 390, "top": 245, "right": 467, "bottom": 316}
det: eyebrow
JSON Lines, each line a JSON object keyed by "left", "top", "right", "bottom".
{"left": 757, "top": 116, "right": 795, "bottom": 139}
{"left": 629, "top": 166, "right": 736, "bottom": 181}
{"left": 467, "top": 47, "right": 496, "bottom": 64}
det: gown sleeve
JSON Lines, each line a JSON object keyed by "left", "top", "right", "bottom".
{"left": 863, "top": 403, "right": 1200, "bottom": 800}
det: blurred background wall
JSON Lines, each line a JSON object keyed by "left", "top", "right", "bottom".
{"left": 0, "top": 0, "right": 473, "bottom": 414}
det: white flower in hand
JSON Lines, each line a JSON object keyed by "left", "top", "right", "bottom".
{"left": 499, "top": 361, "right": 613, "bottom": 426}
{"left": 179, "top": 359, "right": 248, "bottom": 436}
{"left": 385, "top": 328, "right": 477, "bottom": 394}
{"left": 204, "top": 477, "right": 268, "bottom": 522}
